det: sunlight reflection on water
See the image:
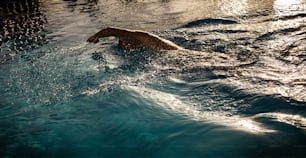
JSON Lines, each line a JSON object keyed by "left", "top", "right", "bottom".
{"left": 274, "top": 0, "right": 306, "bottom": 16}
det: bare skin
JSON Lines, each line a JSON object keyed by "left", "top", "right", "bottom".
{"left": 87, "top": 27, "right": 183, "bottom": 50}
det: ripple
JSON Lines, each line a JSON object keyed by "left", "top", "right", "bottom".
{"left": 180, "top": 18, "right": 238, "bottom": 28}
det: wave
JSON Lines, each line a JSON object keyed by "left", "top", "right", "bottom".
{"left": 255, "top": 25, "right": 305, "bottom": 42}
{"left": 124, "top": 84, "right": 306, "bottom": 133}
{"left": 180, "top": 18, "right": 238, "bottom": 28}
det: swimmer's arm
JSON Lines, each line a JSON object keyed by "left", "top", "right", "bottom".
{"left": 87, "top": 27, "right": 122, "bottom": 43}
{"left": 87, "top": 27, "right": 182, "bottom": 50}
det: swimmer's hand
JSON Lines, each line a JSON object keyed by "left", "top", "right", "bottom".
{"left": 87, "top": 35, "right": 99, "bottom": 43}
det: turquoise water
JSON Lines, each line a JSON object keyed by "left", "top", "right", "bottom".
{"left": 1, "top": 0, "right": 306, "bottom": 157}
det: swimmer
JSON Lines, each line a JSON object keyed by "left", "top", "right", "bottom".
{"left": 87, "top": 27, "right": 183, "bottom": 50}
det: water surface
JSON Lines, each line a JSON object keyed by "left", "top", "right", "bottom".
{"left": 1, "top": 0, "right": 306, "bottom": 157}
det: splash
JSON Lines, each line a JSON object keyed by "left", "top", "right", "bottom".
{"left": 6, "top": 43, "right": 110, "bottom": 105}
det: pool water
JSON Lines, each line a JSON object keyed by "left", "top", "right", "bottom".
{"left": 1, "top": 0, "right": 306, "bottom": 157}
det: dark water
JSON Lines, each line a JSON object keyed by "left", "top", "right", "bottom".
{"left": 1, "top": 0, "right": 306, "bottom": 157}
